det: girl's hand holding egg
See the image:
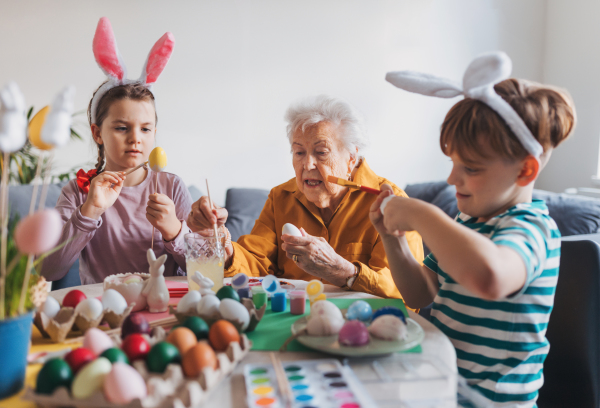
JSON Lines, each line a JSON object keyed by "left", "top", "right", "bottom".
{"left": 81, "top": 171, "right": 126, "bottom": 220}
{"left": 146, "top": 193, "right": 182, "bottom": 241}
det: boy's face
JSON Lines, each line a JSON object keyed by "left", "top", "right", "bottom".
{"left": 446, "top": 144, "right": 528, "bottom": 222}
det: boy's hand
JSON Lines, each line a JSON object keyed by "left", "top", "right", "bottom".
{"left": 146, "top": 193, "right": 182, "bottom": 242}
{"left": 370, "top": 184, "right": 405, "bottom": 238}
{"left": 81, "top": 171, "right": 125, "bottom": 219}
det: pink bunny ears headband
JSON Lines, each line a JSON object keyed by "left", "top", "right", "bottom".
{"left": 90, "top": 17, "right": 175, "bottom": 124}
{"left": 385, "top": 51, "right": 543, "bottom": 160}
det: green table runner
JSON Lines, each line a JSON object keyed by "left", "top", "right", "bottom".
{"left": 246, "top": 298, "right": 422, "bottom": 353}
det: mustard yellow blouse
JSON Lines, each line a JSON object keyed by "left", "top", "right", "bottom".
{"left": 225, "top": 160, "right": 424, "bottom": 299}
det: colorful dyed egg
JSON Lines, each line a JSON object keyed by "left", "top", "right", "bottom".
{"left": 121, "top": 314, "right": 151, "bottom": 339}
{"left": 369, "top": 315, "right": 408, "bottom": 341}
{"left": 346, "top": 300, "right": 373, "bottom": 322}
{"left": 14, "top": 209, "right": 62, "bottom": 255}
{"left": 62, "top": 289, "right": 87, "bottom": 309}
{"left": 101, "top": 289, "right": 128, "bottom": 315}
{"left": 75, "top": 298, "right": 103, "bottom": 320}
{"left": 72, "top": 357, "right": 112, "bottom": 399}
{"left": 166, "top": 327, "right": 198, "bottom": 355}
{"left": 121, "top": 333, "right": 150, "bottom": 362}
{"left": 182, "top": 341, "right": 217, "bottom": 377}
{"left": 338, "top": 320, "right": 370, "bottom": 346}
{"left": 182, "top": 316, "right": 210, "bottom": 340}
{"left": 371, "top": 306, "right": 406, "bottom": 323}
{"left": 209, "top": 319, "right": 240, "bottom": 351}
{"left": 148, "top": 146, "right": 167, "bottom": 172}
{"left": 176, "top": 290, "right": 201, "bottom": 314}
{"left": 64, "top": 347, "right": 95, "bottom": 374}
{"left": 42, "top": 296, "right": 61, "bottom": 319}
{"left": 83, "top": 328, "right": 114, "bottom": 356}
{"left": 147, "top": 341, "right": 181, "bottom": 373}
{"left": 103, "top": 362, "right": 147, "bottom": 404}
{"left": 216, "top": 286, "right": 240, "bottom": 302}
{"left": 219, "top": 298, "right": 250, "bottom": 331}
{"left": 100, "top": 347, "right": 130, "bottom": 364}
{"left": 35, "top": 358, "right": 73, "bottom": 395}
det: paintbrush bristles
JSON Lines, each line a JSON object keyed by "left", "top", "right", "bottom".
{"left": 326, "top": 175, "right": 360, "bottom": 189}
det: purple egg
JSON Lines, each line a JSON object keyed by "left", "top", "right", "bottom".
{"left": 121, "top": 314, "right": 150, "bottom": 339}
{"left": 338, "top": 320, "right": 370, "bottom": 346}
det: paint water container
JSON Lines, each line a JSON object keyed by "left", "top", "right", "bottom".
{"left": 271, "top": 291, "right": 286, "bottom": 312}
{"left": 289, "top": 290, "right": 307, "bottom": 315}
{"left": 252, "top": 286, "right": 267, "bottom": 309}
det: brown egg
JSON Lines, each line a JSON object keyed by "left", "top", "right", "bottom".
{"left": 166, "top": 327, "right": 197, "bottom": 355}
{"left": 181, "top": 341, "right": 217, "bottom": 377}
{"left": 209, "top": 320, "right": 240, "bottom": 352}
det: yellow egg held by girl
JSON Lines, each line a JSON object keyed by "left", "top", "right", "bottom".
{"left": 148, "top": 146, "right": 167, "bottom": 172}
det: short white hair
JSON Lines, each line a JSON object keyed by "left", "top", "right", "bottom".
{"left": 284, "top": 95, "right": 369, "bottom": 159}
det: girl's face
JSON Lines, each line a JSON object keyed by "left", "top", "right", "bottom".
{"left": 92, "top": 98, "right": 156, "bottom": 171}
{"left": 446, "top": 142, "right": 526, "bottom": 222}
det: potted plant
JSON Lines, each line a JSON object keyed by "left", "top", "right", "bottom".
{"left": 0, "top": 82, "right": 76, "bottom": 399}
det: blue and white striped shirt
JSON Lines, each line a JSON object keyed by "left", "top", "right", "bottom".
{"left": 424, "top": 200, "right": 560, "bottom": 408}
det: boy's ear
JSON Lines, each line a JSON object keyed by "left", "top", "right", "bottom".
{"left": 516, "top": 155, "right": 539, "bottom": 187}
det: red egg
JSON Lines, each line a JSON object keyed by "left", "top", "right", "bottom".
{"left": 62, "top": 290, "right": 87, "bottom": 308}
{"left": 14, "top": 209, "right": 62, "bottom": 255}
{"left": 64, "top": 347, "right": 95, "bottom": 374}
{"left": 121, "top": 334, "right": 150, "bottom": 362}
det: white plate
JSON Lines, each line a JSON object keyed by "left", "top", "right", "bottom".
{"left": 291, "top": 316, "right": 425, "bottom": 357}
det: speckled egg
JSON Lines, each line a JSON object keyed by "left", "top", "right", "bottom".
{"left": 182, "top": 341, "right": 218, "bottom": 377}
{"left": 14, "top": 209, "right": 62, "bottom": 255}
{"left": 71, "top": 357, "right": 112, "bottom": 399}
{"left": 103, "top": 362, "right": 147, "bottom": 404}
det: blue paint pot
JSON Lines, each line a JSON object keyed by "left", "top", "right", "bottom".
{"left": 0, "top": 311, "right": 34, "bottom": 399}
{"left": 271, "top": 292, "right": 287, "bottom": 312}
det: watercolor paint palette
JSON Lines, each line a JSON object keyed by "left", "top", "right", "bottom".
{"left": 244, "top": 359, "right": 376, "bottom": 408}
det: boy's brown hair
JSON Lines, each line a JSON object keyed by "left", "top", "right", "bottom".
{"left": 87, "top": 82, "right": 157, "bottom": 173}
{"left": 440, "top": 78, "right": 576, "bottom": 162}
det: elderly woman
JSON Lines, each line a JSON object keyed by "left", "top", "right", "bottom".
{"left": 188, "top": 95, "right": 423, "bottom": 298}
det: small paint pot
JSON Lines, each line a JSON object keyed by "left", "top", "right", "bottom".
{"left": 237, "top": 287, "right": 251, "bottom": 299}
{"left": 252, "top": 287, "right": 267, "bottom": 309}
{"left": 271, "top": 292, "right": 286, "bottom": 313}
{"left": 231, "top": 273, "right": 249, "bottom": 290}
{"left": 262, "top": 275, "right": 281, "bottom": 294}
{"left": 289, "top": 291, "right": 306, "bottom": 315}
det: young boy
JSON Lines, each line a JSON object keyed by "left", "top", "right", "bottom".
{"left": 372, "top": 53, "right": 576, "bottom": 407}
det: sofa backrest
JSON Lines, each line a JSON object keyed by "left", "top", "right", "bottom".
{"left": 224, "top": 188, "right": 269, "bottom": 242}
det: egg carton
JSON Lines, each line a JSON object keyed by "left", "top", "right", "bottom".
{"left": 23, "top": 332, "right": 252, "bottom": 408}
{"left": 169, "top": 297, "right": 266, "bottom": 333}
{"left": 33, "top": 303, "right": 136, "bottom": 343}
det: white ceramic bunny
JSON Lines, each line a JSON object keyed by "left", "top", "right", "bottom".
{"left": 142, "top": 248, "right": 170, "bottom": 312}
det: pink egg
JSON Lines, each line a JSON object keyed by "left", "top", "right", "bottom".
{"left": 14, "top": 209, "right": 62, "bottom": 255}
{"left": 83, "top": 327, "right": 114, "bottom": 356}
{"left": 338, "top": 320, "right": 370, "bottom": 346}
{"left": 103, "top": 362, "right": 147, "bottom": 404}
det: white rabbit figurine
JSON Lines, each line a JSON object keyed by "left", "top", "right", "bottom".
{"left": 142, "top": 249, "right": 170, "bottom": 312}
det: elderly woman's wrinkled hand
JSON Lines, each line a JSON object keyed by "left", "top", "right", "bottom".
{"left": 187, "top": 196, "right": 229, "bottom": 233}
{"left": 281, "top": 229, "right": 355, "bottom": 287}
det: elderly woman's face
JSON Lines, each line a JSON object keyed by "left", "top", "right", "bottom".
{"left": 292, "top": 122, "right": 355, "bottom": 209}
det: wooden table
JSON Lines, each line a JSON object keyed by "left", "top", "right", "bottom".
{"left": 3, "top": 277, "right": 457, "bottom": 407}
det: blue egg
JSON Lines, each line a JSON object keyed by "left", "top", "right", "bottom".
{"left": 346, "top": 300, "right": 373, "bottom": 322}
{"left": 372, "top": 306, "right": 406, "bottom": 323}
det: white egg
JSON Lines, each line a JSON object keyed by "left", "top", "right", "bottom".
{"left": 219, "top": 298, "right": 250, "bottom": 331}
{"left": 282, "top": 223, "right": 302, "bottom": 237}
{"left": 177, "top": 290, "right": 202, "bottom": 314}
{"left": 101, "top": 289, "right": 128, "bottom": 315}
{"left": 310, "top": 300, "right": 343, "bottom": 321}
{"left": 369, "top": 315, "right": 408, "bottom": 341}
{"left": 306, "top": 315, "right": 344, "bottom": 336}
{"left": 196, "top": 294, "right": 220, "bottom": 316}
{"left": 42, "top": 296, "right": 61, "bottom": 319}
{"left": 75, "top": 298, "right": 103, "bottom": 320}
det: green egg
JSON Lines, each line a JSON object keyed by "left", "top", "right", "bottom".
{"left": 182, "top": 316, "right": 209, "bottom": 340}
{"left": 36, "top": 358, "right": 73, "bottom": 395}
{"left": 216, "top": 286, "right": 240, "bottom": 302}
{"left": 100, "top": 347, "right": 130, "bottom": 365}
{"left": 147, "top": 341, "right": 181, "bottom": 373}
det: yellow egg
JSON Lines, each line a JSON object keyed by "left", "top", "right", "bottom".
{"left": 148, "top": 147, "right": 167, "bottom": 172}
{"left": 28, "top": 106, "right": 54, "bottom": 150}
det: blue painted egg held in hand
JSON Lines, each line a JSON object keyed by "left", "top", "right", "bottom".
{"left": 346, "top": 300, "right": 373, "bottom": 322}
{"left": 372, "top": 306, "right": 406, "bottom": 323}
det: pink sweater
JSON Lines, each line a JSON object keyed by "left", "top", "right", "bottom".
{"left": 41, "top": 171, "right": 193, "bottom": 284}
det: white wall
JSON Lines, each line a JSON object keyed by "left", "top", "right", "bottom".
{"left": 0, "top": 0, "right": 546, "bottom": 204}
{"left": 536, "top": 0, "right": 600, "bottom": 193}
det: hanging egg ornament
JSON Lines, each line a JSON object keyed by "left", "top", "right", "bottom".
{"left": 148, "top": 146, "right": 167, "bottom": 172}
{"left": 14, "top": 209, "right": 62, "bottom": 255}
{"left": 28, "top": 106, "right": 54, "bottom": 150}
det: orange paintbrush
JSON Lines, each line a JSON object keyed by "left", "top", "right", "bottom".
{"left": 327, "top": 176, "right": 381, "bottom": 195}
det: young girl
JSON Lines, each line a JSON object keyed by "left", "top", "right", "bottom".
{"left": 42, "top": 18, "right": 192, "bottom": 284}
{"left": 372, "top": 52, "right": 576, "bottom": 407}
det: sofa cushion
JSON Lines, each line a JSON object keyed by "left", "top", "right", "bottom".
{"left": 8, "top": 181, "right": 68, "bottom": 221}
{"left": 224, "top": 188, "right": 269, "bottom": 242}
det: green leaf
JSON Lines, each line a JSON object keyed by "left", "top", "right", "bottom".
{"left": 26, "top": 106, "right": 34, "bottom": 120}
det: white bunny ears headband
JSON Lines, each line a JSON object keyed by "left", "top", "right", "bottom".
{"left": 90, "top": 17, "right": 175, "bottom": 124}
{"left": 385, "top": 51, "right": 543, "bottom": 160}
